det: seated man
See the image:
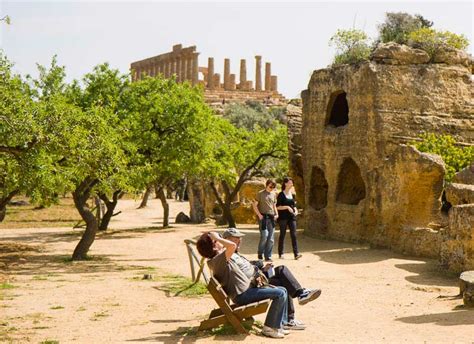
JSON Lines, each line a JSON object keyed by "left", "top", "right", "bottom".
{"left": 197, "top": 231, "right": 289, "bottom": 339}
{"left": 222, "top": 227, "right": 322, "bottom": 330}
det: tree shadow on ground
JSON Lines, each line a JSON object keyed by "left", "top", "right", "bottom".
{"left": 394, "top": 262, "right": 458, "bottom": 287}
{"left": 127, "top": 326, "right": 253, "bottom": 343}
{"left": 200, "top": 227, "right": 459, "bottom": 288}
{"left": 396, "top": 306, "right": 474, "bottom": 326}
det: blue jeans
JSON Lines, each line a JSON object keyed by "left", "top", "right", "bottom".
{"left": 234, "top": 286, "right": 288, "bottom": 329}
{"left": 258, "top": 216, "right": 275, "bottom": 260}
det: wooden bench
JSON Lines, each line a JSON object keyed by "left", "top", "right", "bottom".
{"left": 199, "top": 276, "right": 271, "bottom": 334}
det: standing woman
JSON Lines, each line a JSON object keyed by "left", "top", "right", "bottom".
{"left": 277, "top": 177, "right": 302, "bottom": 260}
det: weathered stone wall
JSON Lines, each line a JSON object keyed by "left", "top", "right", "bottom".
{"left": 286, "top": 103, "right": 304, "bottom": 207}
{"left": 301, "top": 44, "right": 473, "bottom": 272}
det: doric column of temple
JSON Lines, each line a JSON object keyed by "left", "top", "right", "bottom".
{"left": 239, "top": 59, "right": 247, "bottom": 90}
{"left": 207, "top": 57, "right": 215, "bottom": 89}
{"left": 255, "top": 55, "right": 262, "bottom": 91}
{"left": 192, "top": 53, "right": 199, "bottom": 85}
{"left": 265, "top": 62, "right": 271, "bottom": 91}
{"left": 223, "top": 58, "right": 231, "bottom": 90}
{"left": 186, "top": 54, "right": 193, "bottom": 81}
{"left": 164, "top": 59, "right": 170, "bottom": 78}
{"left": 271, "top": 75, "right": 278, "bottom": 92}
{"left": 176, "top": 58, "right": 182, "bottom": 82}
{"left": 180, "top": 57, "right": 187, "bottom": 83}
{"left": 229, "top": 74, "right": 236, "bottom": 90}
{"left": 172, "top": 58, "right": 178, "bottom": 79}
{"left": 158, "top": 62, "right": 163, "bottom": 77}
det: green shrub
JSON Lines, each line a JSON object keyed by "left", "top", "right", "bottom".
{"left": 377, "top": 12, "right": 432, "bottom": 45}
{"left": 329, "top": 29, "right": 371, "bottom": 66}
{"left": 408, "top": 28, "right": 469, "bottom": 59}
{"left": 412, "top": 134, "right": 474, "bottom": 182}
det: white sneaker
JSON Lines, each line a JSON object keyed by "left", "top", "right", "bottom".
{"left": 298, "top": 288, "right": 322, "bottom": 305}
{"left": 279, "top": 328, "right": 290, "bottom": 335}
{"left": 283, "top": 319, "right": 306, "bottom": 330}
{"left": 262, "top": 325, "right": 284, "bottom": 339}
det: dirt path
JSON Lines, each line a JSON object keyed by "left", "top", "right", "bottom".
{"left": 1, "top": 199, "right": 472, "bottom": 343}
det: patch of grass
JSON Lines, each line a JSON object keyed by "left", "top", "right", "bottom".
{"left": 0, "top": 283, "right": 15, "bottom": 289}
{"left": 39, "top": 340, "right": 59, "bottom": 344}
{"left": 33, "top": 275, "right": 48, "bottom": 281}
{"left": 0, "top": 196, "right": 80, "bottom": 229}
{"left": 76, "top": 306, "right": 86, "bottom": 312}
{"left": 50, "top": 305, "right": 64, "bottom": 310}
{"left": 159, "top": 274, "right": 208, "bottom": 297}
{"left": 33, "top": 326, "right": 50, "bottom": 329}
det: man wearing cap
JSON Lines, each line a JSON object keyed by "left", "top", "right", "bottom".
{"left": 222, "top": 227, "right": 322, "bottom": 330}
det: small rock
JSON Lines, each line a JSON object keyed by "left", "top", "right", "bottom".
{"left": 370, "top": 42, "right": 430, "bottom": 65}
{"left": 175, "top": 212, "right": 191, "bottom": 223}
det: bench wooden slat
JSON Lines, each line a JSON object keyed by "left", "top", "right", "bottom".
{"left": 199, "top": 276, "right": 271, "bottom": 334}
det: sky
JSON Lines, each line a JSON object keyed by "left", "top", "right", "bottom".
{"left": 0, "top": 1, "right": 472, "bottom": 98}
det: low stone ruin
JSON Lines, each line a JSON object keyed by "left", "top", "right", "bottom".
{"left": 299, "top": 43, "right": 473, "bottom": 273}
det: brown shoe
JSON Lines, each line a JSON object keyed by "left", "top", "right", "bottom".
{"left": 295, "top": 253, "right": 303, "bottom": 260}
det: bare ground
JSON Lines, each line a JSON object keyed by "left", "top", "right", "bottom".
{"left": 0, "top": 199, "right": 472, "bottom": 343}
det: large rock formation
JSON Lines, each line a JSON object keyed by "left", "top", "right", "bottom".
{"left": 300, "top": 43, "right": 473, "bottom": 272}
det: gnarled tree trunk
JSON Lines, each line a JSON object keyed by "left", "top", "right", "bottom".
{"left": 72, "top": 177, "right": 99, "bottom": 260}
{"left": 138, "top": 184, "right": 153, "bottom": 209}
{"left": 0, "top": 189, "right": 18, "bottom": 223}
{"left": 188, "top": 179, "right": 206, "bottom": 223}
{"left": 210, "top": 181, "right": 237, "bottom": 228}
{"left": 156, "top": 186, "right": 169, "bottom": 228}
{"left": 98, "top": 190, "right": 122, "bottom": 231}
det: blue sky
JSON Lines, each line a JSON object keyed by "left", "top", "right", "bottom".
{"left": 1, "top": 1, "right": 472, "bottom": 98}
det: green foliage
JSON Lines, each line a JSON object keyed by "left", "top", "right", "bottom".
{"left": 412, "top": 134, "right": 474, "bottom": 182}
{"left": 223, "top": 100, "right": 286, "bottom": 131}
{"left": 119, "top": 75, "right": 215, "bottom": 188}
{"left": 329, "top": 29, "right": 371, "bottom": 66}
{"left": 377, "top": 12, "right": 433, "bottom": 45}
{"left": 0, "top": 283, "right": 15, "bottom": 289}
{"left": 408, "top": 28, "right": 470, "bottom": 59}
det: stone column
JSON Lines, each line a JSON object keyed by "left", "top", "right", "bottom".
{"left": 223, "top": 58, "right": 231, "bottom": 90}
{"left": 213, "top": 73, "right": 220, "bottom": 89}
{"left": 172, "top": 58, "right": 178, "bottom": 79}
{"left": 180, "top": 57, "right": 187, "bottom": 82}
{"left": 192, "top": 53, "right": 199, "bottom": 85}
{"left": 207, "top": 57, "right": 215, "bottom": 90}
{"left": 229, "top": 74, "right": 236, "bottom": 90}
{"left": 265, "top": 62, "right": 271, "bottom": 91}
{"left": 239, "top": 59, "right": 247, "bottom": 90}
{"left": 176, "top": 58, "right": 182, "bottom": 82}
{"left": 164, "top": 59, "right": 170, "bottom": 78}
{"left": 255, "top": 55, "right": 262, "bottom": 91}
{"left": 271, "top": 75, "right": 278, "bottom": 91}
{"left": 186, "top": 55, "right": 193, "bottom": 81}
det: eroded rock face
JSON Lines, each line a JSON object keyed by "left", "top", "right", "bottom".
{"left": 445, "top": 183, "right": 474, "bottom": 205}
{"left": 440, "top": 205, "right": 474, "bottom": 272}
{"left": 301, "top": 59, "right": 473, "bottom": 271}
{"left": 286, "top": 104, "right": 305, "bottom": 207}
{"left": 453, "top": 164, "right": 474, "bottom": 185}
{"left": 433, "top": 48, "right": 471, "bottom": 67}
{"left": 371, "top": 42, "right": 430, "bottom": 65}
{"left": 231, "top": 179, "right": 265, "bottom": 224}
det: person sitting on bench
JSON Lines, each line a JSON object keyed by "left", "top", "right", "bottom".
{"left": 197, "top": 231, "right": 289, "bottom": 339}
{"left": 222, "top": 227, "right": 322, "bottom": 330}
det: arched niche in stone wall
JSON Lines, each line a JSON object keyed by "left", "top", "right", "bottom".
{"left": 326, "top": 90, "right": 349, "bottom": 127}
{"left": 309, "top": 166, "right": 328, "bottom": 210}
{"left": 336, "top": 158, "right": 366, "bottom": 205}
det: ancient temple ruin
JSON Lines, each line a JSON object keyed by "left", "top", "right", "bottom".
{"left": 130, "top": 44, "right": 285, "bottom": 104}
{"left": 299, "top": 43, "right": 474, "bottom": 273}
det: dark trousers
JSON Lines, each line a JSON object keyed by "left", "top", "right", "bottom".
{"left": 268, "top": 265, "right": 303, "bottom": 321}
{"left": 278, "top": 218, "right": 299, "bottom": 256}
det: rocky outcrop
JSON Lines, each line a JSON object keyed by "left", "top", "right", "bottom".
{"left": 286, "top": 104, "right": 304, "bottom": 207}
{"left": 371, "top": 42, "right": 430, "bottom": 65}
{"left": 231, "top": 179, "right": 265, "bottom": 224}
{"left": 445, "top": 183, "right": 474, "bottom": 205}
{"left": 453, "top": 164, "right": 474, "bottom": 185}
{"left": 433, "top": 48, "right": 471, "bottom": 67}
{"left": 301, "top": 54, "right": 473, "bottom": 272}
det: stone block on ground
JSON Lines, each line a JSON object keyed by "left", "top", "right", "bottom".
{"left": 460, "top": 271, "right": 474, "bottom": 307}
{"left": 445, "top": 183, "right": 474, "bottom": 206}
{"left": 175, "top": 211, "right": 191, "bottom": 223}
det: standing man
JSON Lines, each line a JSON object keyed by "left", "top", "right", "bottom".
{"left": 253, "top": 179, "right": 278, "bottom": 261}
